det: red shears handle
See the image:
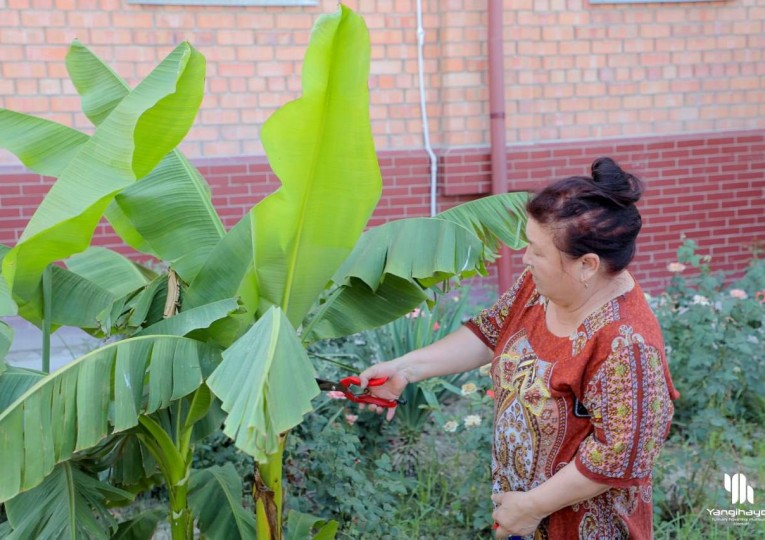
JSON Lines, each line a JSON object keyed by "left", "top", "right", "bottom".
{"left": 339, "top": 376, "right": 402, "bottom": 408}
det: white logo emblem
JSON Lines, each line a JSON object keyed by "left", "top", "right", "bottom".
{"left": 724, "top": 473, "right": 755, "bottom": 505}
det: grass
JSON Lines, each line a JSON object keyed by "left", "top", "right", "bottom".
{"left": 654, "top": 512, "right": 765, "bottom": 539}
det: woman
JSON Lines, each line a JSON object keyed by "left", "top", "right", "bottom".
{"left": 358, "top": 157, "right": 680, "bottom": 539}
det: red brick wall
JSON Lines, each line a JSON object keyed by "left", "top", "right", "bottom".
{"left": 2, "top": 129, "right": 763, "bottom": 295}
{"left": 2, "top": 0, "right": 765, "bottom": 165}
{"left": 439, "top": 130, "right": 765, "bottom": 293}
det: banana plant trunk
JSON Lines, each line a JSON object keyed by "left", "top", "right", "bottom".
{"left": 254, "top": 436, "right": 286, "bottom": 540}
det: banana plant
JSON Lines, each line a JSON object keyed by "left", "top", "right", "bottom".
{"left": 0, "top": 5, "right": 527, "bottom": 540}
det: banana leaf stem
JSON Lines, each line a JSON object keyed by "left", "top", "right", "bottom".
{"left": 138, "top": 415, "right": 195, "bottom": 540}
{"left": 255, "top": 434, "right": 287, "bottom": 540}
{"left": 41, "top": 265, "right": 52, "bottom": 373}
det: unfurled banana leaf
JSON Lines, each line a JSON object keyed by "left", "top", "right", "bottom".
{"left": 2, "top": 462, "right": 133, "bottom": 540}
{"left": 303, "top": 218, "right": 483, "bottom": 341}
{"left": 0, "top": 321, "right": 12, "bottom": 368}
{"left": 0, "top": 335, "right": 220, "bottom": 502}
{"left": 0, "top": 110, "right": 89, "bottom": 176}
{"left": 436, "top": 191, "right": 528, "bottom": 255}
{"left": 207, "top": 307, "right": 319, "bottom": 461}
{"left": 305, "top": 275, "right": 429, "bottom": 342}
{"left": 188, "top": 464, "right": 258, "bottom": 539}
{"left": 110, "top": 151, "right": 226, "bottom": 283}
{"left": 46, "top": 265, "right": 126, "bottom": 331}
{"left": 65, "top": 39, "right": 130, "bottom": 126}
{"left": 65, "top": 247, "right": 150, "bottom": 299}
{"left": 0, "top": 367, "right": 45, "bottom": 410}
{"left": 1, "top": 42, "right": 205, "bottom": 318}
{"left": 66, "top": 40, "right": 226, "bottom": 283}
{"left": 332, "top": 218, "right": 485, "bottom": 287}
{"left": 136, "top": 298, "right": 241, "bottom": 337}
{"left": 0, "top": 246, "right": 17, "bottom": 361}
{"left": 183, "top": 213, "right": 259, "bottom": 335}
{"left": 186, "top": 4, "right": 379, "bottom": 337}
{"left": 304, "top": 193, "right": 529, "bottom": 340}
{"left": 251, "top": 5, "right": 381, "bottom": 326}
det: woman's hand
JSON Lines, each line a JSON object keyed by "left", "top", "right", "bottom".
{"left": 491, "top": 491, "right": 544, "bottom": 538}
{"left": 358, "top": 361, "right": 409, "bottom": 420}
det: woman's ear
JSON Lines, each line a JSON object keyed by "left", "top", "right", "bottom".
{"left": 580, "top": 253, "right": 600, "bottom": 284}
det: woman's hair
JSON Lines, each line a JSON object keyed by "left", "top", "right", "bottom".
{"left": 526, "top": 157, "right": 644, "bottom": 274}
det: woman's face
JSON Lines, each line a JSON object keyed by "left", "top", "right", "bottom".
{"left": 521, "top": 218, "right": 580, "bottom": 302}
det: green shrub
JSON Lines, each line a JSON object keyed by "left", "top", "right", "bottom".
{"left": 652, "top": 239, "right": 765, "bottom": 520}
{"left": 362, "top": 290, "right": 486, "bottom": 440}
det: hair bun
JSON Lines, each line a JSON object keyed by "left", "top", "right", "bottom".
{"left": 590, "top": 157, "right": 644, "bottom": 206}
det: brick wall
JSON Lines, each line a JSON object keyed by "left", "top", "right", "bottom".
{"left": 438, "top": 130, "right": 765, "bottom": 293}
{"left": 2, "top": 129, "right": 763, "bottom": 295}
{"left": 2, "top": 0, "right": 765, "bottom": 165}
{"left": 1, "top": 0, "right": 763, "bottom": 295}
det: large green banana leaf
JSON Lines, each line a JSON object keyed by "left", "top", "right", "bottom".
{"left": 44, "top": 265, "right": 127, "bottom": 331}
{"left": 2, "top": 462, "right": 132, "bottom": 540}
{"left": 0, "top": 367, "right": 45, "bottom": 410}
{"left": 304, "top": 218, "right": 481, "bottom": 340}
{"left": 109, "top": 151, "right": 226, "bottom": 284}
{"left": 0, "top": 246, "right": 18, "bottom": 363}
{"left": 0, "top": 42, "right": 225, "bottom": 286}
{"left": 0, "top": 110, "right": 89, "bottom": 176}
{"left": 136, "top": 298, "right": 241, "bottom": 337}
{"left": 0, "top": 335, "right": 220, "bottom": 502}
{"left": 0, "top": 42, "right": 205, "bottom": 318}
{"left": 65, "top": 39, "right": 130, "bottom": 126}
{"left": 305, "top": 274, "right": 430, "bottom": 341}
{"left": 305, "top": 193, "right": 529, "bottom": 340}
{"left": 252, "top": 5, "right": 381, "bottom": 327}
{"left": 207, "top": 307, "right": 319, "bottom": 461}
{"left": 2, "top": 243, "right": 132, "bottom": 330}
{"left": 184, "top": 5, "right": 380, "bottom": 335}
{"left": 65, "top": 247, "right": 150, "bottom": 299}
{"left": 437, "top": 191, "right": 528, "bottom": 253}
{"left": 184, "top": 214, "right": 258, "bottom": 313}
{"left": 188, "top": 464, "right": 258, "bottom": 539}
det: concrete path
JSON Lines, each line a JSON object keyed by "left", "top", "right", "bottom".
{"left": 4, "top": 316, "right": 104, "bottom": 372}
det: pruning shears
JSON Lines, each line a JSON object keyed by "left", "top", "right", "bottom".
{"left": 316, "top": 376, "right": 407, "bottom": 408}
{"left": 493, "top": 522, "right": 522, "bottom": 539}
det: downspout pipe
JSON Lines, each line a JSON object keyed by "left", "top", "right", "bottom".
{"left": 488, "top": 0, "right": 513, "bottom": 292}
{"left": 416, "top": 0, "right": 439, "bottom": 217}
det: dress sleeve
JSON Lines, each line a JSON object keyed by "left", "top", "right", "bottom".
{"left": 575, "top": 324, "right": 677, "bottom": 487}
{"left": 464, "top": 269, "right": 531, "bottom": 350}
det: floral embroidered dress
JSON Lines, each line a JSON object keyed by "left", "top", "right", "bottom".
{"left": 466, "top": 269, "right": 679, "bottom": 540}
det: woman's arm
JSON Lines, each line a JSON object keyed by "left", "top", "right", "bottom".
{"left": 371, "top": 326, "right": 493, "bottom": 383}
{"left": 358, "top": 326, "right": 493, "bottom": 418}
{"left": 491, "top": 461, "right": 610, "bottom": 537}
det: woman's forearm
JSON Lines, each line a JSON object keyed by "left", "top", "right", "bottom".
{"left": 526, "top": 461, "right": 610, "bottom": 516}
{"left": 390, "top": 326, "right": 493, "bottom": 383}
{"left": 491, "top": 461, "right": 612, "bottom": 537}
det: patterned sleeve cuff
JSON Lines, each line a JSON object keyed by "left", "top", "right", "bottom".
{"left": 464, "top": 320, "right": 495, "bottom": 349}
{"left": 574, "top": 452, "right": 643, "bottom": 488}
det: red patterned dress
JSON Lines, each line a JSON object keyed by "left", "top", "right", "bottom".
{"left": 466, "top": 269, "right": 679, "bottom": 539}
